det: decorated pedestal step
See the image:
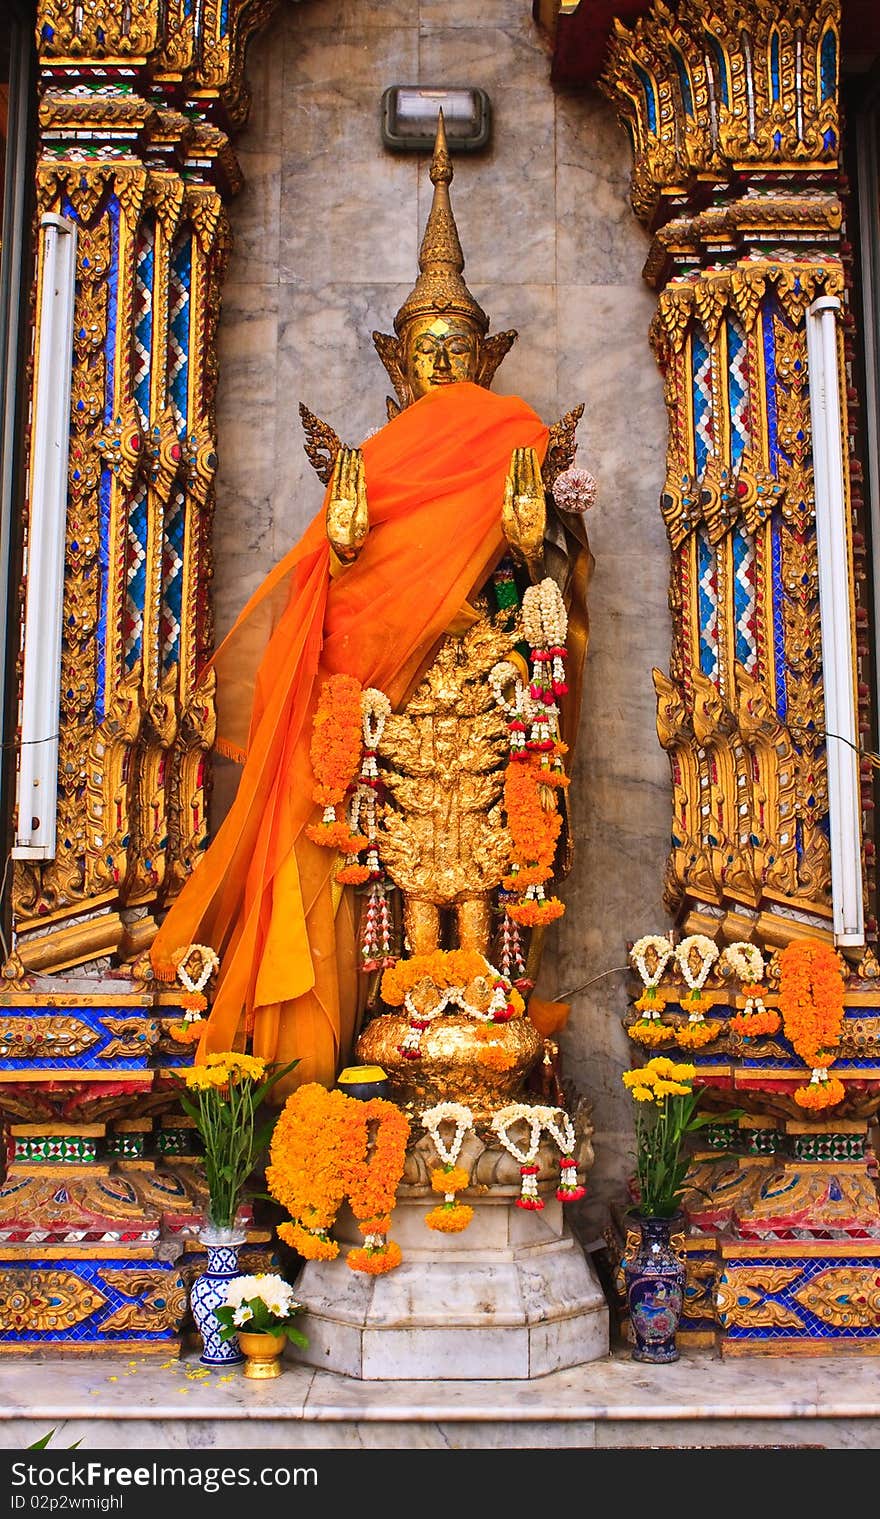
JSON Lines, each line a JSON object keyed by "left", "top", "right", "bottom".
{"left": 294, "top": 1195, "right": 609, "bottom": 1381}
{"left": 0, "top": 1243, "right": 187, "bottom": 1354}
{"left": 716, "top": 1239, "right": 880, "bottom": 1355}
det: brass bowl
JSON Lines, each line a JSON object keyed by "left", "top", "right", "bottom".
{"left": 238, "top": 1330, "right": 286, "bottom": 1379}
{"left": 355, "top": 1011, "right": 543, "bottom": 1121}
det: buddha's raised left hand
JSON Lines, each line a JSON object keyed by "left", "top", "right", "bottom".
{"left": 502, "top": 446, "right": 546, "bottom": 580}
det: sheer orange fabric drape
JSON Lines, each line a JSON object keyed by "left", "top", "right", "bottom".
{"left": 151, "top": 382, "right": 549, "bottom": 1089}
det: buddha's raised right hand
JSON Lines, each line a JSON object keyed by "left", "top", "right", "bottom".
{"left": 326, "top": 445, "right": 369, "bottom": 564}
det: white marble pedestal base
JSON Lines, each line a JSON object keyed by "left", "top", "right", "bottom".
{"left": 293, "top": 1194, "right": 610, "bottom": 1380}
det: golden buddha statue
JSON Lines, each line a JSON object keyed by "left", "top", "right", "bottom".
{"left": 151, "top": 112, "right": 594, "bottom": 1101}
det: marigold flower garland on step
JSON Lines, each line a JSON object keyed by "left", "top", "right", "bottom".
{"left": 778, "top": 938, "right": 846, "bottom": 1111}
{"left": 674, "top": 933, "right": 719, "bottom": 1020}
{"left": 266, "top": 1082, "right": 353, "bottom": 1261}
{"left": 421, "top": 1102, "right": 475, "bottom": 1233}
{"left": 627, "top": 933, "right": 676, "bottom": 1046}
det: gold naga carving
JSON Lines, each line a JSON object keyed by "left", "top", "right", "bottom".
{"left": 639, "top": 240, "right": 849, "bottom": 931}
{"left": 601, "top": 0, "right": 841, "bottom": 225}
{"left": 99, "top": 1270, "right": 187, "bottom": 1334}
{"left": 736, "top": 665, "right": 799, "bottom": 898}
{"left": 11, "top": 37, "right": 251, "bottom": 966}
{"left": 715, "top": 1268, "right": 804, "bottom": 1329}
{"left": 99, "top": 1018, "right": 161, "bottom": 1059}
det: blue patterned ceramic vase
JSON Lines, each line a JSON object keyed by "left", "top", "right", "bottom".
{"left": 191, "top": 1227, "right": 248, "bottom": 1367}
{"left": 623, "top": 1213, "right": 685, "bottom": 1364}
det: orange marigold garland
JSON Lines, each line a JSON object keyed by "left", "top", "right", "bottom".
{"left": 341, "top": 1097, "right": 410, "bottom": 1274}
{"left": 720, "top": 942, "right": 781, "bottom": 1038}
{"left": 381, "top": 950, "right": 524, "bottom": 1060}
{"left": 778, "top": 938, "right": 846, "bottom": 1112}
{"left": 266, "top": 1082, "right": 353, "bottom": 1260}
{"left": 268, "top": 1083, "right": 410, "bottom": 1270}
{"left": 305, "top": 673, "right": 367, "bottom": 852}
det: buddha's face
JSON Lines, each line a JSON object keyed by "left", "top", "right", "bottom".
{"left": 405, "top": 316, "right": 480, "bottom": 399}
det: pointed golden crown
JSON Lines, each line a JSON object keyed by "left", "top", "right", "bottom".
{"left": 392, "top": 109, "right": 489, "bottom": 337}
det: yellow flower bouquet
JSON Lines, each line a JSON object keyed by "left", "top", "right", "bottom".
{"left": 177, "top": 1052, "right": 299, "bottom": 1233}
{"left": 622, "top": 1056, "right": 738, "bottom": 1218}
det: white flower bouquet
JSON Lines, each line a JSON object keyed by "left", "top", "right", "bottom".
{"left": 214, "top": 1272, "right": 308, "bottom": 1347}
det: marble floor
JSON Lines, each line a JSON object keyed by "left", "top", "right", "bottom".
{"left": 1, "top": 1343, "right": 880, "bottom": 1449}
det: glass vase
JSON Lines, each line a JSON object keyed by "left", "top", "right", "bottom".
{"left": 191, "top": 1224, "right": 248, "bottom": 1367}
{"left": 622, "top": 1212, "right": 685, "bottom": 1364}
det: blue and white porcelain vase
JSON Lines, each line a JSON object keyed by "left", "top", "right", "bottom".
{"left": 623, "top": 1213, "right": 686, "bottom": 1364}
{"left": 191, "top": 1225, "right": 248, "bottom": 1367}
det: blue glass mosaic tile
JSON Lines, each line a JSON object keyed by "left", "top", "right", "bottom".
{"left": 697, "top": 528, "right": 720, "bottom": 680}
{"left": 0, "top": 1006, "right": 157, "bottom": 1071}
{"left": 722, "top": 1252, "right": 880, "bottom": 1340}
{"left": 168, "top": 236, "right": 191, "bottom": 435}
{"left": 0, "top": 1257, "right": 183, "bottom": 1344}
{"left": 634, "top": 64, "right": 657, "bottom": 132}
{"left": 820, "top": 29, "right": 837, "bottom": 102}
{"left": 671, "top": 45, "right": 693, "bottom": 115}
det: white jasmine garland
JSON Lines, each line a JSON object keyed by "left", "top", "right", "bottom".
{"left": 361, "top": 687, "right": 391, "bottom": 750}
{"left": 174, "top": 943, "right": 220, "bottom": 996}
{"left": 491, "top": 1103, "right": 545, "bottom": 1165}
{"left": 630, "top": 933, "right": 674, "bottom": 990}
{"left": 721, "top": 941, "right": 765, "bottom": 985}
{"left": 541, "top": 1106, "right": 576, "bottom": 1159}
{"left": 421, "top": 1101, "right": 474, "bottom": 1168}
{"left": 674, "top": 934, "right": 719, "bottom": 991}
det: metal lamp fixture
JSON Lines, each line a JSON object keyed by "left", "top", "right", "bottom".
{"left": 381, "top": 86, "right": 491, "bottom": 151}
{"left": 13, "top": 212, "right": 77, "bottom": 861}
{"left": 806, "top": 293, "right": 865, "bottom": 946}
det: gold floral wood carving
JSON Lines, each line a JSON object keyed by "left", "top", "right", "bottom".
{"left": 0, "top": 1270, "right": 106, "bottom": 1333}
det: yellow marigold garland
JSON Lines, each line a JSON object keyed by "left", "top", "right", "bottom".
{"left": 426, "top": 1159, "right": 474, "bottom": 1232}
{"left": 778, "top": 938, "right": 846, "bottom": 1112}
{"left": 628, "top": 1019, "right": 677, "bottom": 1049}
{"left": 674, "top": 1018, "right": 723, "bottom": 1050}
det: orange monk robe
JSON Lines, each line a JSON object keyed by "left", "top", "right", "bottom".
{"left": 150, "top": 382, "right": 550, "bottom": 1089}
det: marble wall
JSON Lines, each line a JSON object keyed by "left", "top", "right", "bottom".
{"left": 212, "top": 0, "right": 672, "bottom": 1233}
